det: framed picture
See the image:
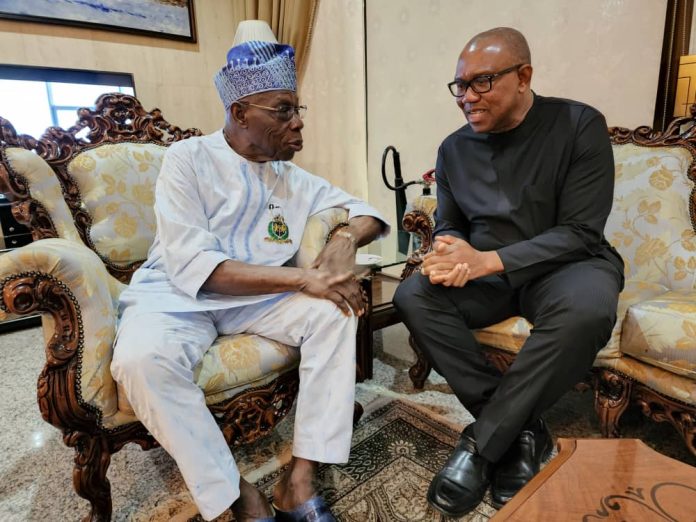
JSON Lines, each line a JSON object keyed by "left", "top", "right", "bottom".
{"left": 0, "top": 0, "right": 196, "bottom": 42}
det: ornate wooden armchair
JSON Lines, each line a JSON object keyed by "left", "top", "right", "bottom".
{"left": 0, "top": 94, "right": 350, "bottom": 521}
{"left": 401, "top": 114, "right": 696, "bottom": 458}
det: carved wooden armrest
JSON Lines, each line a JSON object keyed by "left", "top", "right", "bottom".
{"left": 401, "top": 209, "right": 434, "bottom": 279}
{"left": 1, "top": 238, "right": 126, "bottom": 429}
{"left": 0, "top": 238, "right": 123, "bottom": 363}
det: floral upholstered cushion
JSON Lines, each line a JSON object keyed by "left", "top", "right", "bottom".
{"left": 620, "top": 290, "right": 696, "bottom": 380}
{"left": 195, "top": 334, "right": 300, "bottom": 404}
{"left": 607, "top": 143, "right": 696, "bottom": 289}
{"left": 292, "top": 208, "right": 349, "bottom": 268}
{"left": 66, "top": 143, "right": 164, "bottom": 265}
{"left": 597, "top": 279, "right": 669, "bottom": 359}
{"left": 595, "top": 355, "right": 696, "bottom": 404}
{"left": 3, "top": 147, "right": 81, "bottom": 242}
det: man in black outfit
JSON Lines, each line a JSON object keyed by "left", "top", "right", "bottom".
{"left": 393, "top": 27, "right": 624, "bottom": 517}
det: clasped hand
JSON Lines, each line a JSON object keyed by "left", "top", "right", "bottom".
{"left": 303, "top": 236, "right": 366, "bottom": 316}
{"left": 300, "top": 269, "right": 366, "bottom": 316}
{"left": 421, "top": 235, "right": 481, "bottom": 287}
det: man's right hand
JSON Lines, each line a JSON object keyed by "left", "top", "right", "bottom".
{"left": 299, "top": 268, "right": 366, "bottom": 316}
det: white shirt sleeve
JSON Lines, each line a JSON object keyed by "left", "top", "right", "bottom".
{"left": 154, "top": 144, "right": 230, "bottom": 298}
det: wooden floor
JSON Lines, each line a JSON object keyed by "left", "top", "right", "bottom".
{"left": 493, "top": 438, "right": 696, "bottom": 521}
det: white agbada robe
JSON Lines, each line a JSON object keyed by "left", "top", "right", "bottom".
{"left": 111, "top": 130, "right": 389, "bottom": 520}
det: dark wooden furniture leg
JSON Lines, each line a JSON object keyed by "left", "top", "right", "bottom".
{"left": 594, "top": 368, "right": 632, "bottom": 438}
{"left": 407, "top": 335, "right": 432, "bottom": 389}
{"left": 356, "top": 277, "right": 373, "bottom": 382}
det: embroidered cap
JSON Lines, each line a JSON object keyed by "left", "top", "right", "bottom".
{"left": 214, "top": 20, "right": 297, "bottom": 108}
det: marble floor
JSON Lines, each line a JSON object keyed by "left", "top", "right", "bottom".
{"left": 1, "top": 323, "right": 694, "bottom": 521}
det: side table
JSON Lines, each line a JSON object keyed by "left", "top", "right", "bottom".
{"left": 355, "top": 235, "right": 409, "bottom": 382}
{"left": 492, "top": 438, "right": 696, "bottom": 521}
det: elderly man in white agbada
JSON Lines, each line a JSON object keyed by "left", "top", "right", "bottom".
{"left": 111, "top": 21, "right": 388, "bottom": 522}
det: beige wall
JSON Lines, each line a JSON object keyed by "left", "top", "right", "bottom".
{"left": 366, "top": 0, "right": 667, "bottom": 226}
{"left": 0, "top": 1, "right": 237, "bottom": 134}
{"left": 0, "top": 0, "right": 670, "bottom": 221}
{"left": 0, "top": 0, "right": 365, "bottom": 195}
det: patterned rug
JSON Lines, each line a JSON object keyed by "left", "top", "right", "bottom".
{"left": 254, "top": 399, "right": 495, "bottom": 522}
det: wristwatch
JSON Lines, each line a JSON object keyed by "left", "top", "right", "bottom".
{"left": 334, "top": 229, "right": 357, "bottom": 246}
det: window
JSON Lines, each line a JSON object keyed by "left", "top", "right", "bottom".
{"left": 0, "top": 65, "right": 135, "bottom": 139}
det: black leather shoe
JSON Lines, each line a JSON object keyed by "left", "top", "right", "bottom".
{"left": 491, "top": 418, "right": 553, "bottom": 509}
{"left": 427, "top": 424, "right": 492, "bottom": 517}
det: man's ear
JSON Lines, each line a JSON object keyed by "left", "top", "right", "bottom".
{"left": 518, "top": 64, "right": 533, "bottom": 92}
{"left": 229, "top": 103, "right": 248, "bottom": 127}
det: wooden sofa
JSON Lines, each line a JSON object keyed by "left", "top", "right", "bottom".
{"left": 402, "top": 113, "right": 696, "bottom": 458}
{"left": 0, "top": 94, "right": 353, "bottom": 521}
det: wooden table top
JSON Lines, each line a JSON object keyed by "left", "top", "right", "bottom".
{"left": 492, "top": 438, "right": 696, "bottom": 521}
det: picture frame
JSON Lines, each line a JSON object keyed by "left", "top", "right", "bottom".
{"left": 0, "top": 0, "right": 196, "bottom": 43}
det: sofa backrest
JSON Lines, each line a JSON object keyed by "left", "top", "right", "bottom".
{"left": 607, "top": 123, "right": 696, "bottom": 290}
{"left": 0, "top": 93, "right": 201, "bottom": 283}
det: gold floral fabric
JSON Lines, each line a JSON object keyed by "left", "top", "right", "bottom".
{"left": 595, "top": 356, "right": 696, "bottom": 404}
{"left": 607, "top": 143, "right": 696, "bottom": 289}
{"left": 597, "top": 279, "right": 669, "bottom": 359}
{"left": 66, "top": 143, "right": 165, "bottom": 265}
{"left": 3, "top": 147, "right": 81, "bottom": 242}
{"left": 621, "top": 290, "right": 696, "bottom": 380}
{"left": 195, "top": 334, "right": 300, "bottom": 404}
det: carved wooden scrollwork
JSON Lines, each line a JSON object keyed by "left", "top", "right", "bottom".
{"left": 0, "top": 116, "right": 39, "bottom": 149}
{"left": 593, "top": 367, "right": 696, "bottom": 456}
{"left": 593, "top": 368, "right": 633, "bottom": 439}
{"left": 407, "top": 334, "right": 432, "bottom": 389}
{"left": 0, "top": 145, "right": 60, "bottom": 240}
{"left": 4, "top": 274, "right": 80, "bottom": 366}
{"left": 211, "top": 369, "right": 300, "bottom": 446}
{"left": 65, "top": 432, "right": 112, "bottom": 522}
{"left": 633, "top": 385, "right": 696, "bottom": 457}
{"left": 0, "top": 272, "right": 103, "bottom": 432}
{"left": 401, "top": 210, "right": 434, "bottom": 279}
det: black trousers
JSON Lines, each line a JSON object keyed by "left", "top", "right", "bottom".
{"left": 393, "top": 257, "right": 622, "bottom": 462}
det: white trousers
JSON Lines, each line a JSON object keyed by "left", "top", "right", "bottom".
{"left": 111, "top": 292, "right": 358, "bottom": 520}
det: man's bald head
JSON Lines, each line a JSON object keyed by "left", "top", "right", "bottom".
{"left": 452, "top": 27, "right": 534, "bottom": 133}
{"left": 462, "top": 27, "right": 531, "bottom": 65}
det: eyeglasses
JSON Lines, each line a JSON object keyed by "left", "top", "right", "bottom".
{"left": 447, "top": 64, "right": 525, "bottom": 97}
{"left": 238, "top": 101, "right": 307, "bottom": 121}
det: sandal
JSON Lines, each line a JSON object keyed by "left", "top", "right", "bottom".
{"left": 273, "top": 495, "right": 335, "bottom": 522}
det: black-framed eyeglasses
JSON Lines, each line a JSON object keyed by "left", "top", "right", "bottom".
{"left": 237, "top": 101, "right": 307, "bottom": 121}
{"left": 447, "top": 64, "right": 525, "bottom": 97}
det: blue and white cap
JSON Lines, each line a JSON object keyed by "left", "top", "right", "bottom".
{"left": 214, "top": 21, "right": 297, "bottom": 108}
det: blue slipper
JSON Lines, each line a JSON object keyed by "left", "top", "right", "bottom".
{"left": 273, "top": 495, "right": 336, "bottom": 521}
